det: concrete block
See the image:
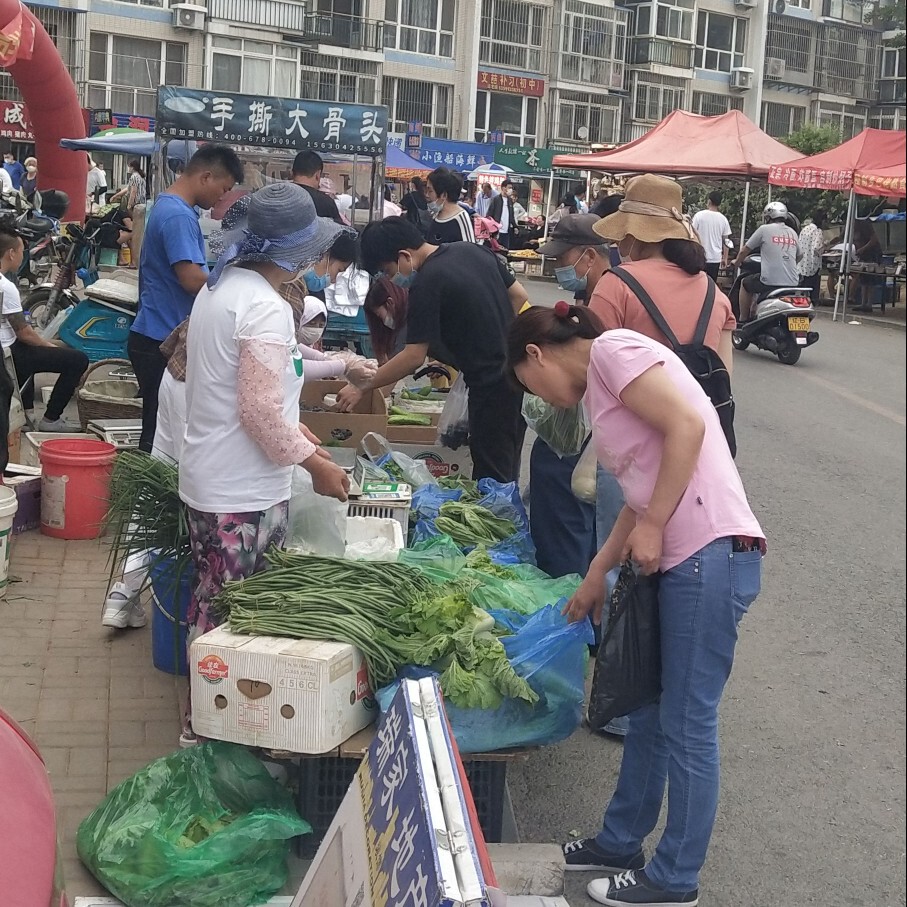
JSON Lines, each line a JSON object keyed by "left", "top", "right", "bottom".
{"left": 488, "top": 843, "right": 566, "bottom": 897}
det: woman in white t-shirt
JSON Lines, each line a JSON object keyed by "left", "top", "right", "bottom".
{"left": 179, "top": 183, "right": 351, "bottom": 653}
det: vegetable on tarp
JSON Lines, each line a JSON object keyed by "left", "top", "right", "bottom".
{"left": 435, "top": 500, "right": 516, "bottom": 547}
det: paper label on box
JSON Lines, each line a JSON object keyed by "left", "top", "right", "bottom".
{"left": 279, "top": 656, "right": 322, "bottom": 692}
{"left": 41, "top": 474, "right": 67, "bottom": 529}
{"left": 197, "top": 653, "right": 229, "bottom": 683}
{"left": 329, "top": 651, "right": 354, "bottom": 684}
{"left": 238, "top": 701, "right": 269, "bottom": 730}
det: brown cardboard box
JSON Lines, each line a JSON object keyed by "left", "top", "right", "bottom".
{"left": 385, "top": 409, "right": 441, "bottom": 445}
{"left": 300, "top": 380, "right": 388, "bottom": 449}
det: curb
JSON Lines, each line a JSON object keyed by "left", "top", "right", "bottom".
{"left": 813, "top": 307, "right": 906, "bottom": 331}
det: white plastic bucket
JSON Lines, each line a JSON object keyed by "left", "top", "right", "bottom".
{"left": 0, "top": 486, "right": 20, "bottom": 598}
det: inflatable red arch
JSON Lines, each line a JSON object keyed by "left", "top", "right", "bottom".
{"left": 1, "top": 0, "right": 87, "bottom": 221}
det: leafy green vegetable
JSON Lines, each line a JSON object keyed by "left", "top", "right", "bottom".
{"left": 436, "top": 501, "right": 516, "bottom": 547}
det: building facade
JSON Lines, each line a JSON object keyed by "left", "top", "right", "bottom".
{"left": 2, "top": 0, "right": 904, "bottom": 156}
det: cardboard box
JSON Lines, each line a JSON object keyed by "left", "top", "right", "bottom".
{"left": 392, "top": 441, "right": 474, "bottom": 479}
{"left": 4, "top": 472, "right": 42, "bottom": 534}
{"left": 189, "top": 626, "right": 376, "bottom": 754}
{"left": 300, "top": 379, "right": 387, "bottom": 449}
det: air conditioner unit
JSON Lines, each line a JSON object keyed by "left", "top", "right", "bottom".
{"left": 730, "top": 67, "right": 754, "bottom": 91}
{"left": 734, "top": 0, "right": 758, "bottom": 9}
{"left": 765, "top": 57, "right": 786, "bottom": 79}
{"left": 172, "top": 4, "right": 206, "bottom": 30}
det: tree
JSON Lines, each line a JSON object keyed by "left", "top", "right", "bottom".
{"left": 783, "top": 124, "right": 843, "bottom": 157}
{"left": 866, "top": 0, "right": 906, "bottom": 47}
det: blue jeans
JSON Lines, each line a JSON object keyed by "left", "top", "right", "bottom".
{"left": 595, "top": 538, "right": 762, "bottom": 892}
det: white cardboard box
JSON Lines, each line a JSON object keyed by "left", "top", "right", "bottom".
{"left": 189, "top": 626, "right": 376, "bottom": 754}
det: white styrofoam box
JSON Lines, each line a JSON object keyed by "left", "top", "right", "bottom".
{"left": 344, "top": 515, "right": 404, "bottom": 560}
{"left": 21, "top": 432, "right": 95, "bottom": 468}
{"left": 189, "top": 626, "right": 377, "bottom": 754}
{"left": 347, "top": 482, "right": 412, "bottom": 534}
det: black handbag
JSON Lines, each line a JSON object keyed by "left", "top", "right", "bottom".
{"left": 587, "top": 562, "right": 662, "bottom": 730}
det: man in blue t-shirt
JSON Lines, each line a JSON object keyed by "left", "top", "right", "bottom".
{"left": 129, "top": 144, "right": 243, "bottom": 451}
{"left": 3, "top": 152, "right": 25, "bottom": 190}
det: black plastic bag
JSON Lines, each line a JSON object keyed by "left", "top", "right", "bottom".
{"left": 587, "top": 562, "right": 662, "bottom": 729}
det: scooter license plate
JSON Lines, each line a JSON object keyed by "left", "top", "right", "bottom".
{"left": 788, "top": 316, "right": 810, "bottom": 332}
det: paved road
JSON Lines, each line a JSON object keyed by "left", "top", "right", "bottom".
{"left": 511, "top": 280, "right": 907, "bottom": 906}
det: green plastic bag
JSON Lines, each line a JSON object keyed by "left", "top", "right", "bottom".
{"left": 466, "top": 570, "right": 583, "bottom": 616}
{"left": 397, "top": 534, "right": 467, "bottom": 583}
{"left": 77, "top": 742, "right": 310, "bottom": 907}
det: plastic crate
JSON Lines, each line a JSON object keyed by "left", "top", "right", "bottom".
{"left": 347, "top": 497, "right": 410, "bottom": 535}
{"left": 295, "top": 755, "right": 507, "bottom": 857}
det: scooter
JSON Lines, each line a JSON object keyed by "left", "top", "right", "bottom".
{"left": 728, "top": 256, "right": 819, "bottom": 366}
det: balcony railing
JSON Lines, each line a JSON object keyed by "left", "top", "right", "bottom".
{"left": 208, "top": 0, "right": 384, "bottom": 51}
{"left": 628, "top": 37, "right": 694, "bottom": 69}
{"left": 879, "top": 78, "right": 907, "bottom": 103}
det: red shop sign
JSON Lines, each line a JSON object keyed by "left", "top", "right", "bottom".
{"left": 477, "top": 70, "right": 545, "bottom": 98}
{"left": 0, "top": 100, "right": 34, "bottom": 142}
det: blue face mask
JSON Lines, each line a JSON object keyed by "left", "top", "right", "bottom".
{"left": 391, "top": 269, "right": 416, "bottom": 289}
{"left": 303, "top": 268, "right": 331, "bottom": 293}
{"left": 555, "top": 264, "right": 588, "bottom": 293}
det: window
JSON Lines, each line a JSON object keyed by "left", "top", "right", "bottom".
{"left": 872, "top": 110, "right": 905, "bottom": 131}
{"left": 87, "top": 34, "right": 187, "bottom": 117}
{"left": 474, "top": 91, "right": 539, "bottom": 145}
{"left": 761, "top": 101, "right": 806, "bottom": 137}
{"left": 554, "top": 90, "right": 621, "bottom": 145}
{"left": 765, "top": 17, "right": 814, "bottom": 73}
{"left": 815, "top": 101, "right": 865, "bottom": 139}
{"left": 210, "top": 37, "right": 299, "bottom": 96}
{"left": 111, "top": 0, "right": 163, "bottom": 7}
{"left": 382, "top": 77, "right": 452, "bottom": 137}
{"left": 815, "top": 23, "right": 879, "bottom": 99}
{"left": 631, "top": 73, "right": 686, "bottom": 123}
{"left": 691, "top": 91, "right": 743, "bottom": 116}
{"left": 786, "top": 0, "right": 811, "bottom": 7}
{"left": 384, "top": 0, "right": 455, "bottom": 57}
{"left": 633, "top": 0, "right": 695, "bottom": 42}
{"left": 695, "top": 12, "right": 747, "bottom": 72}
{"left": 300, "top": 52, "right": 378, "bottom": 104}
{"left": 480, "top": 0, "right": 547, "bottom": 72}
{"left": 821, "top": 0, "right": 864, "bottom": 23}
{"left": 881, "top": 47, "right": 905, "bottom": 79}
{"left": 560, "top": 0, "right": 627, "bottom": 90}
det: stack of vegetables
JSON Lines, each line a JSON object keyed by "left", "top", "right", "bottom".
{"left": 217, "top": 550, "right": 539, "bottom": 711}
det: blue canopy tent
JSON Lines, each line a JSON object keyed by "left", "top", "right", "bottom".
{"left": 385, "top": 143, "right": 432, "bottom": 179}
{"left": 59, "top": 129, "right": 157, "bottom": 156}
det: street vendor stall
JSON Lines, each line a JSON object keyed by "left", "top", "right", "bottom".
{"left": 769, "top": 128, "right": 907, "bottom": 321}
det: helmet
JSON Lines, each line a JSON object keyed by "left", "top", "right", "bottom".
{"left": 763, "top": 201, "right": 788, "bottom": 222}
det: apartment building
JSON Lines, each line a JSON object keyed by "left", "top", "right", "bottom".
{"left": 2, "top": 0, "right": 902, "bottom": 158}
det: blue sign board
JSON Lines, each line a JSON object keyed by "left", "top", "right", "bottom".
{"left": 417, "top": 138, "right": 495, "bottom": 171}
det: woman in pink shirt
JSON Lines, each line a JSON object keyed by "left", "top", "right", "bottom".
{"left": 508, "top": 303, "right": 764, "bottom": 907}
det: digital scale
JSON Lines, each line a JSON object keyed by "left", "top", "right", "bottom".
{"left": 87, "top": 419, "right": 143, "bottom": 450}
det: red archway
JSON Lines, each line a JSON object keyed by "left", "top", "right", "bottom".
{"left": 1, "top": 0, "right": 86, "bottom": 221}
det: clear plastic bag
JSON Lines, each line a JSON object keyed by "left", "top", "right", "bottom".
{"left": 522, "top": 395, "right": 589, "bottom": 458}
{"left": 360, "top": 431, "right": 436, "bottom": 488}
{"left": 76, "top": 741, "right": 309, "bottom": 907}
{"left": 571, "top": 441, "right": 599, "bottom": 504}
{"left": 286, "top": 466, "right": 348, "bottom": 556}
{"left": 437, "top": 373, "right": 470, "bottom": 450}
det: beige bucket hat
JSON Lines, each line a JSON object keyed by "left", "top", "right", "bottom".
{"left": 593, "top": 173, "right": 698, "bottom": 244}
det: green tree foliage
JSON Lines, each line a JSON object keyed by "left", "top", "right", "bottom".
{"left": 866, "top": 0, "right": 906, "bottom": 47}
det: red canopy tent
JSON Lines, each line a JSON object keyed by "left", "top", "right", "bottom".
{"left": 552, "top": 110, "right": 803, "bottom": 178}
{"left": 769, "top": 129, "right": 906, "bottom": 320}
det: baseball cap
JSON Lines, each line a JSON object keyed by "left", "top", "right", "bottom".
{"left": 537, "top": 213, "right": 608, "bottom": 258}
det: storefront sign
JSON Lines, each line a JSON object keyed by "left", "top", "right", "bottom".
{"left": 0, "top": 100, "right": 33, "bottom": 142}
{"left": 417, "top": 137, "right": 494, "bottom": 171}
{"left": 157, "top": 86, "right": 389, "bottom": 156}
{"left": 87, "top": 111, "right": 156, "bottom": 136}
{"left": 477, "top": 70, "right": 545, "bottom": 98}
{"left": 494, "top": 144, "right": 554, "bottom": 173}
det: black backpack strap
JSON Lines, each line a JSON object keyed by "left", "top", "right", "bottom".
{"left": 609, "top": 266, "right": 682, "bottom": 350}
{"left": 691, "top": 278, "right": 717, "bottom": 348}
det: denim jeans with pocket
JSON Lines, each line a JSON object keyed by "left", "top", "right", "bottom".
{"left": 594, "top": 537, "right": 762, "bottom": 891}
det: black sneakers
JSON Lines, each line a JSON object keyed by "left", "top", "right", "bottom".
{"left": 587, "top": 869, "right": 699, "bottom": 906}
{"left": 562, "top": 838, "right": 645, "bottom": 873}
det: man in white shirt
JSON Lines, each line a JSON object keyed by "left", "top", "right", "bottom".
{"left": 0, "top": 166, "right": 12, "bottom": 198}
{"left": 692, "top": 191, "right": 732, "bottom": 281}
{"left": 475, "top": 182, "right": 496, "bottom": 217}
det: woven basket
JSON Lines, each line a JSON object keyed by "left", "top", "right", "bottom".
{"left": 76, "top": 358, "right": 142, "bottom": 429}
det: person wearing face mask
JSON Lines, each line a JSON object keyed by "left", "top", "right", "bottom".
{"left": 286, "top": 233, "right": 358, "bottom": 304}
{"left": 337, "top": 217, "right": 528, "bottom": 483}
{"left": 3, "top": 152, "right": 25, "bottom": 191}
{"left": 488, "top": 180, "right": 516, "bottom": 250}
{"left": 21, "top": 157, "right": 38, "bottom": 201}
{"left": 425, "top": 167, "right": 476, "bottom": 245}
{"left": 363, "top": 276, "right": 408, "bottom": 364}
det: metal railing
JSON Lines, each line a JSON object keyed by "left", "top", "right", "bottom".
{"left": 879, "top": 78, "right": 907, "bottom": 103}
{"left": 628, "top": 37, "right": 694, "bottom": 69}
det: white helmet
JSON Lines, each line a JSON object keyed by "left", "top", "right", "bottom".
{"left": 764, "top": 201, "right": 788, "bottom": 222}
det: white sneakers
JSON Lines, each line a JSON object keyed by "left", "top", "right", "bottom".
{"left": 37, "top": 416, "right": 84, "bottom": 433}
{"left": 102, "top": 582, "right": 147, "bottom": 629}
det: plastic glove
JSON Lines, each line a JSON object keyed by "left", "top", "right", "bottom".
{"left": 345, "top": 357, "right": 378, "bottom": 389}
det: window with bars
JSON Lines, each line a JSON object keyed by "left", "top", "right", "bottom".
{"left": 632, "top": 74, "right": 686, "bottom": 123}
{"left": 560, "top": 0, "right": 627, "bottom": 89}
{"left": 815, "top": 24, "right": 879, "bottom": 99}
{"left": 300, "top": 52, "right": 378, "bottom": 104}
{"left": 382, "top": 77, "right": 451, "bottom": 137}
{"left": 479, "top": 0, "right": 547, "bottom": 72}
{"left": 88, "top": 34, "right": 186, "bottom": 117}
{"left": 691, "top": 91, "right": 743, "bottom": 116}
{"left": 554, "top": 90, "right": 621, "bottom": 145}
{"left": 695, "top": 11, "right": 747, "bottom": 72}
{"left": 815, "top": 101, "right": 865, "bottom": 139}
{"left": 210, "top": 37, "right": 298, "bottom": 97}
{"left": 761, "top": 101, "right": 806, "bottom": 137}
{"left": 765, "top": 16, "right": 814, "bottom": 73}
{"left": 785, "top": 0, "right": 810, "bottom": 7}
{"left": 474, "top": 91, "right": 539, "bottom": 145}
{"left": 383, "top": 0, "right": 455, "bottom": 58}
{"left": 633, "top": 0, "right": 696, "bottom": 42}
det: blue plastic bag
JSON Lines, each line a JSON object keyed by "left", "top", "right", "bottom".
{"left": 376, "top": 605, "right": 592, "bottom": 753}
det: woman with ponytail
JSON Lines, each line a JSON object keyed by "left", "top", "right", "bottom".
{"left": 508, "top": 302, "right": 764, "bottom": 907}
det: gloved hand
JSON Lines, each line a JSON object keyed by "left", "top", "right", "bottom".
{"left": 345, "top": 357, "right": 378, "bottom": 389}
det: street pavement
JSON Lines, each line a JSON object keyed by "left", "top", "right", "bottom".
{"left": 512, "top": 279, "right": 907, "bottom": 906}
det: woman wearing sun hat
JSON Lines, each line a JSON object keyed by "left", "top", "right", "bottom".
{"left": 179, "top": 182, "right": 351, "bottom": 653}
{"left": 588, "top": 173, "right": 736, "bottom": 377}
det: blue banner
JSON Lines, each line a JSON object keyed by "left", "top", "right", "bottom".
{"left": 417, "top": 138, "right": 495, "bottom": 171}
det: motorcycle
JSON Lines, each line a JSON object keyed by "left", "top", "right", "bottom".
{"left": 728, "top": 256, "right": 819, "bottom": 366}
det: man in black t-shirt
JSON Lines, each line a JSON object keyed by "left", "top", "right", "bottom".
{"left": 337, "top": 217, "right": 529, "bottom": 483}
{"left": 291, "top": 150, "right": 344, "bottom": 224}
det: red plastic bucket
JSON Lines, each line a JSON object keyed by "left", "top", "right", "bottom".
{"left": 38, "top": 439, "right": 117, "bottom": 540}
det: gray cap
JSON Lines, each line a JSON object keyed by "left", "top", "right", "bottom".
{"left": 537, "top": 214, "right": 608, "bottom": 258}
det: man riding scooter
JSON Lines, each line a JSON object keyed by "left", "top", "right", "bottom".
{"left": 734, "top": 202, "right": 802, "bottom": 321}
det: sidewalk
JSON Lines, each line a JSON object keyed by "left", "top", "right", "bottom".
{"left": 813, "top": 303, "right": 906, "bottom": 330}
{"left": 1, "top": 531, "right": 182, "bottom": 898}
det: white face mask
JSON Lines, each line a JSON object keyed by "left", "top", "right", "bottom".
{"left": 382, "top": 314, "right": 396, "bottom": 330}
{"left": 298, "top": 324, "right": 324, "bottom": 346}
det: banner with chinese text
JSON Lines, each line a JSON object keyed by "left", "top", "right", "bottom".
{"left": 0, "top": 100, "right": 33, "bottom": 142}
{"left": 417, "top": 138, "right": 494, "bottom": 171}
{"left": 476, "top": 71, "right": 545, "bottom": 98}
{"left": 156, "top": 86, "right": 389, "bottom": 157}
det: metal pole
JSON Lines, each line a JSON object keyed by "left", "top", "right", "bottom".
{"left": 541, "top": 168, "right": 556, "bottom": 245}
{"left": 833, "top": 188, "right": 856, "bottom": 322}
{"left": 740, "top": 180, "right": 751, "bottom": 252}
{"left": 586, "top": 170, "right": 592, "bottom": 211}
